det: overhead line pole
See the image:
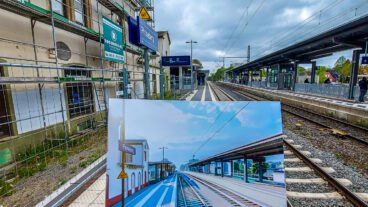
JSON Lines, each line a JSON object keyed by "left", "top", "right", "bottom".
{"left": 159, "top": 146, "right": 168, "bottom": 180}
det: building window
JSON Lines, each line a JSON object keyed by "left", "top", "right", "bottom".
{"left": 74, "top": 0, "right": 85, "bottom": 25}
{"left": 144, "top": 151, "right": 147, "bottom": 161}
{"left": 65, "top": 68, "right": 94, "bottom": 118}
{"left": 0, "top": 67, "right": 13, "bottom": 139}
{"left": 51, "top": 0, "right": 64, "bottom": 15}
{"left": 126, "top": 153, "right": 133, "bottom": 163}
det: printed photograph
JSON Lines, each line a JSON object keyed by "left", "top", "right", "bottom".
{"left": 106, "top": 99, "right": 285, "bottom": 207}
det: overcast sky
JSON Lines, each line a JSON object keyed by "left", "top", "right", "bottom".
{"left": 154, "top": 0, "right": 368, "bottom": 73}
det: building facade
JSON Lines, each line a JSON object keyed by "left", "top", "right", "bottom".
{"left": 0, "top": 0, "right": 170, "bottom": 167}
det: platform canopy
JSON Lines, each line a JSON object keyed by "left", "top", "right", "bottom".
{"left": 228, "top": 15, "right": 368, "bottom": 74}
{"left": 189, "top": 134, "right": 284, "bottom": 167}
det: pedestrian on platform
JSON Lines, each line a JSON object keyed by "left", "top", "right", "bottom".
{"left": 324, "top": 78, "right": 331, "bottom": 84}
{"left": 358, "top": 77, "right": 368, "bottom": 102}
{"left": 304, "top": 78, "right": 309, "bottom": 83}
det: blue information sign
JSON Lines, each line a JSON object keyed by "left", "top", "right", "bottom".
{"left": 103, "top": 17, "right": 124, "bottom": 63}
{"left": 137, "top": 17, "right": 158, "bottom": 51}
{"left": 162, "top": 56, "right": 191, "bottom": 66}
{"left": 362, "top": 56, "right": 368, "bottom": 65}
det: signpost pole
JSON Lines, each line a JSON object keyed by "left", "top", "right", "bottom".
{"left": 121, "top": 101, "right": 125, "bottom": 207}
{"left": 190, "top": 41, "right": 193, "bottom": 92}
{"left": 160, "top": 60, "right": 164, "bottom": 100}
{"left": 144, "top": 48, "right": 150, "bottom": 99}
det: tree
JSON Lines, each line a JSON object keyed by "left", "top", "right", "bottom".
{"left": 209, "top": 66, "right": 234, "bottom": 81}
{"left": 333, "top": 56, "right": 351, "bottom": 83}
{"left": 317, "top": 66, "right": 329, "bottom": 83}
{"left": 297, "top": 66, "right": 306, "bottom": 75}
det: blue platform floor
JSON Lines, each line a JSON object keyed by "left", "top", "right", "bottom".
{"left": 113, "top": 174, "right": 177, "bottom": 207}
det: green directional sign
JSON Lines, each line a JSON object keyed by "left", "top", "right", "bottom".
{"left": 103, "top": 17, "right": 124, "bottom": 63}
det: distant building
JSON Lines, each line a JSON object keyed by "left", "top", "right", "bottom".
{"left": 148, "top": 159, "right": 176, "bottom": 183}
{"left": 325, "top": 70, "right": 340, "bottom": 83}
{"left": 180, "top": 159, "right": 198, "bottom": 171}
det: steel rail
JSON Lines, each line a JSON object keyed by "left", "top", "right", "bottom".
{"left": 178, "top": 175, "right": 188, "bottom": 207}
{"left": 208, "top": 82, "right": 236, "bottom": 101}
{"left": 181, "top": 174, "right": 208, "bottom": 206}
{"left": 188, "top": 174, "right": 261, "bottom": 207}
{"left": 284, "top": 140, "right": 368, "bottom": 207}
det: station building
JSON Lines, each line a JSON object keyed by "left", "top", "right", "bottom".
{"left": 169, "top": 58, "right": 203, "bottom": 91}
{"left": 0, "top": 0, "right": 170, "bottom": 167}
{"left": 123, "top": 139, "right": 149, "bottom": 196}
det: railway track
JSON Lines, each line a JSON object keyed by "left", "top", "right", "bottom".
{"left": 209, "top": 82, "right": 368, "bottom": 207}
{"left": 208, "top": 82, "right": 235, "bottom": 101}
{"left": 187, "top": 173, "right": 262, "bottom": 207}
{"left": 177, "top": 173, "right": 211, "bottom": 207}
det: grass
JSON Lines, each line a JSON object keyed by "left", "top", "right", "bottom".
{"left": 1, "top": 128, "right": 107, "bottom": 198}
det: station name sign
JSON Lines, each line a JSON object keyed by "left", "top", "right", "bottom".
{"left": 162, "top": 56, "right": 191, "bottom": 66}
{"left": 118, "top": 140, "right": 136, "bottom": 155}
{"left": 127, "top": 16, "right": 158, "bottom": 52}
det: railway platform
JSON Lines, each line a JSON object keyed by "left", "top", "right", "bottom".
{"left": 68, "top": 173, "right": 177, "bottom": 207}
{"left": 190, "top": 83, "right": 215, "bottom": 101}
{"left": 220, "top": 82, "right": 368, "bottom": 128}
{"left": 185, "top": 171, "right": 286, "bottom": 207}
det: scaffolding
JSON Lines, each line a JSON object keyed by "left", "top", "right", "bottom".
{"left": 0, "top": 0, "right": 163, "bottom": 205}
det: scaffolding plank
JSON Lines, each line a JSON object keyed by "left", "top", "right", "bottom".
{"left": 0, "top": 77, "right": 123, "bottom": 84}
{"left": 0, "top": 0, "right": 100, "bottom": 41}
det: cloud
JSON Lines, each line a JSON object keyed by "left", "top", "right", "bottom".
{"left": 155, "top": 0, "right": 362, "bottom": 70}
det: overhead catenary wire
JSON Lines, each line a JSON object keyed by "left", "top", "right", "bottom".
{"left": 193, "top": 102, "right": 251, "bottom": 156}
{"left": 222, "top": 0, "right": 253, "bottom": 55}
{"left": 224, "top": 0, "right": 266, "bottom": 56}
{"left": 252, "top": 0, "right": 368, "bottom": 60}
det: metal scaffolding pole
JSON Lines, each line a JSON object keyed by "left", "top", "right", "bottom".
{"left": 49, "top": 0, "right": 68, "bottom": 146}
{"left": 144, "top": 49, "right": 150, "bottom": 99}
{"left": 160, "top": 61, "right": 164, "bottom": 100}
{"left": 96, "top": 1, "right": 108, "bottom": 115}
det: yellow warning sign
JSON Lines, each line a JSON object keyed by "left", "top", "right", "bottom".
{"left": 117, "top": 171, "right": 128, "bottom": 179}
{"left": 139, "top": 7, "right": 152, "bottom": 21}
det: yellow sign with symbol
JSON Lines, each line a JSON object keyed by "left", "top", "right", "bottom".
{"left": 139, "top": 7, "right": 152, "bottom": 21}
{"left": 117, "top": 170, "right": 128, "bottom": 179}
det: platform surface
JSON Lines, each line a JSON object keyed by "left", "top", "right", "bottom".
{"left": 69, "top": 173, "right": 106, "bottom": 206}
{"left": 191, "top": 83, "right": 214, "bottom": 101}
{"left": 228, "top": 82, "right": 368, "bottom": 111}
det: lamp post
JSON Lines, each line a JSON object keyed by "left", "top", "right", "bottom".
{"left": 186, "top": 40, "right": 197, "bottom": 91}
{"left": 159, "top": 146, "right": 168, "bottom": 180}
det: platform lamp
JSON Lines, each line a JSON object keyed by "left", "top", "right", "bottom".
{"left": 186, "top": 40, "right": 198, "bottom": 91}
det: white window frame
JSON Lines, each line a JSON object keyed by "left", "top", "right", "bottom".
{"left": 74, "top": 0, "right": 85, "bottom": 25}
{"left": 51, "top": 0, "right": 64, "bottom": 15}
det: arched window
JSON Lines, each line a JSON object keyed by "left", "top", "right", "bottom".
{"left": 144, "top": 171, "right": 147, "bottom": 184}
{"left": 131, "top": 173, "right": 135, "bottom": 193}
{"left": 138, "top": 172, "right": 141, "bottom": 189}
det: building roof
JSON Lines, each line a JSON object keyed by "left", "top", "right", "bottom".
{"left": 189, "top": 134, "right": 285, "bottom": 166}
{"left": 125, "top": 139, "right": 149, "bottom": 149}
{"left": 158, "top": 31, "right": 171, "bottom": 45}
{"left": 227, "top": 15, "right": 368, "bottom": 73}
{"left": 149, "top": 160, "right": 175, "bottom": 166}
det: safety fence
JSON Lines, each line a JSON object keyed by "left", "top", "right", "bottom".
{"left": 295, "top": 83, "right": 364, "bottom": 101}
